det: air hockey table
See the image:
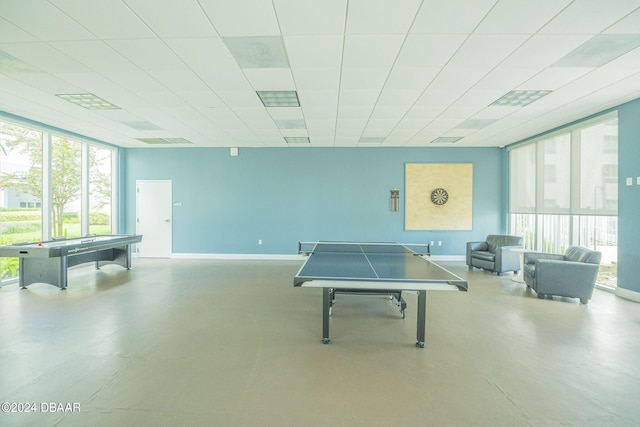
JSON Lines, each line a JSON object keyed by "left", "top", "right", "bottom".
{"left": 0, "top": 234, "right": 142, "bottom": 289}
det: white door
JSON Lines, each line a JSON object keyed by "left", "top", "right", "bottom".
{"left": 136, "top": 180, "right": 172, "bottom": 258}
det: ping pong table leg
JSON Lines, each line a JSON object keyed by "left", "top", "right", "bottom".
{"left": 416, "top": 290, "right": 426, "bottom": 348}
{"left": 322, "top": 287, "right": 331, "bottom": 344}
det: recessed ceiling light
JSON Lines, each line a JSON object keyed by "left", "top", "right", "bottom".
{"left": 275, "top": 119, "right": 306, "bottom": 129}
{"left": 56, "top": 93, "right": 121, "bottom": 110}
{"left": 284, "top": 137, "right": 310, "bottom": 144}
{"left": 431, "top": 137, "right": 463, "bottom": 144}
{"left": 0, "top": 49, "right": 40, "bottom": 73}
{"left": 455, "top": 119, "right": 497, "bottom": 129}
{"left": 489, "top": 90, "right": 551, "bottom": 107}
{"left": 121, "top": 121, "right": 163, "bottom": 131}
{"left": 257, "top": 91, "right": 300, "bottom": 107}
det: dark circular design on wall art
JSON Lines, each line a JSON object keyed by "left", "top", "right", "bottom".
{"left": 430, "top": 188, "right": 449, "bottom": 205}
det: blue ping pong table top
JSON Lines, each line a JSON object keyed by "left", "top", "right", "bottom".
{"left": 294, "top": 242, "right": 467, "bottom": 289}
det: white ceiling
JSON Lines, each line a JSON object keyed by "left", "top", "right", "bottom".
{"left": 1, "top": 0, "right": 640, "bottom": 148}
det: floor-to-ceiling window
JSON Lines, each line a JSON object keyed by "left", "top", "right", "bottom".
{"left": 51, "top": 135, "right": 82, "bottom": 238}
{"left": 0, "top": 121, "right": 43, "bottom": 281}
{"left": 89, "top": 146, "right": 113, "bottom": 235}
{"left": 0, "top": 117, "right": 117, "bottom": 283}
{"left": 509, "top": 112, "right": 618, "bottom": 288}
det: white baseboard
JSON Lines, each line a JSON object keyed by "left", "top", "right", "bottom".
{"left": 171, "top": 253, "right": 306, "bottom": 261}
{"left": 615, "top": 286, "right": 640, "bottom": 303}
{"left": 170, "top": 253, "right": 465, "bottom": 262}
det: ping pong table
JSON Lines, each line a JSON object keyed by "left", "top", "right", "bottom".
{"left": 294, "top": 242, "right": 468, "bottom": 348}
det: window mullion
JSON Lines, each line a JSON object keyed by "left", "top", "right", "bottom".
{"left": 42, "top": 132, "right": 52, "bottom": 240}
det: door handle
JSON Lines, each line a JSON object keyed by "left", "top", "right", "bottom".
{"left": 165, "top": 219, "right": 171, "bottom": 222}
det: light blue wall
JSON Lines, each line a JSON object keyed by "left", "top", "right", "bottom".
{"left": 617, "top": 99, "right": 640, "bottom": 293}
{"left": 122, "top": 147, "right": 504, "bottom": 255}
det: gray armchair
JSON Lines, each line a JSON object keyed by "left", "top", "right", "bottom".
{"left": 523, "top": 246, "right": 601, "bottom": 304}
{"left": 466, "top": 234, "right": 523, "bottom": 275}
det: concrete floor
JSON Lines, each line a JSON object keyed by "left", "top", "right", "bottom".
{"left": 0, "top": 258, "right": 639, "bottom": 426}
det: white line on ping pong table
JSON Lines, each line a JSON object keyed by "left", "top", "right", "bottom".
{"left": 359, "top": 245, "right": 381, "bottom": 279}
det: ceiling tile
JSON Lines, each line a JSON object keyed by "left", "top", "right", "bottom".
{"left": 274, "top": 0, "right": 347, "bottom": 35}
{"left": 522, "top": 67, "right": 593, "bottom": 91}
{"left": 603, "top": 7, "right": 640, "bottom": 34}
{"left": 49, "top": 40, "right": 137, "bottom": 72}
{"left": 0, "top": 17, "right": 38, "bottom": 42}
{"left": 242, "top": 69, "right": 296, "bottom": 91}
{"left": 266, "top": 107, "right": 304, "bottom": 120}
{"left": 100, "top": 70, "right": 167, "bottom": 93}
{"left": 375, "top": 90, "right": 421, "bottom": 107}
{"left": 5, "top": 71, "right": 84, "bottom": 95}
{"left": 395, "top": 34, "right": 466, "bottom": 67}
{"left": 165, "top": 38, "right": 238, "bottom": 71}
{"left": 146, "top": 69, "right": 212, "bottom": 93}
{"left": 215, "top": 91, "right": 264, "bottom": 108}
{"left": 500, "top": 35, "right": 592, "bottom": 69}
{"left": 0, "top": 43, "right": 88, "bottom": 73}
{"left": 284, "top": 35, "right": 343, "bottom": 69}
{"left": 475, "top": 0, "right": 572, "bottom": 34}
{"left": 198, "top": 69, "right": 253, "bottom": 92}
{"left": 411, "top": 0, "right": 495, "bottom": 34}
{"left": 338, "top": 90, "right": 380, "bottom": 107}
{"left": 541, "top": 0, "right": 640, "bottom": 34}
{"left": 123, "top": 0, "right": 217, "bottom": 37}
{"left": 292, "top": 69, "right": 340, "bottom": 91}
{"left": 50, "top": 0, "right": 156, "bottom": 39}
{"left": 1, "top": 1, "right": 639, "bottom": 148}
{"left": 340, "top": 68, "right": 388, "bottom": 91}
{"left": 297, "top": 90, "right": 339, "bottom": 107}
{"left": 0, "top": 0, "right": 95, "bottom": 41}
{"left": 429, "top": 66, "right": 490, "bottom": 91}
{"left": 447, "top": 35, "right": 529, "bottom": 69}
{"left": 346, "top": 0, "right": 422, "bottom": 34}
{"left": 342, "top": 35, "right": 405, "bottom": 69}
{"left": 472, "top": 67, "right": 540, "bottom": 91}
{"left": 384, "top": 67, "right": 439, "bottom": 91}
{"left": 199, "top": 0, "right": 280, "bottom": 37}
{"left": 107, "top": 39, "right": 186, "bottom": 71}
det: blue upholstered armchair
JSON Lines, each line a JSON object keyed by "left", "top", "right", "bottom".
{"left": 523, "top": 246, "right": 601, "bottom": 304}
{"left": 466, "top": 234, "right": 524, "bottom": 275}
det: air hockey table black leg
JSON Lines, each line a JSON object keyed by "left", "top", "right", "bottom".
{"left": 416, "top": 290, "right": 426, "bottom": 348}
{"left": 322, "top": 287, "right": 331, "bottom": 344}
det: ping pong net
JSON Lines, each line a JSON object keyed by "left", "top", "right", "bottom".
{"left": 298, "top": 241, "right": 431, "bottom": 257}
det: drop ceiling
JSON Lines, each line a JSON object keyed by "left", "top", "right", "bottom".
{"left": 1, "top": 0, "right": 640, "bottom": 148}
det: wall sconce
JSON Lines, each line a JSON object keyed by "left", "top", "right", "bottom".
{"left": 390, "top": 189, "right": 400, "bottom": 212}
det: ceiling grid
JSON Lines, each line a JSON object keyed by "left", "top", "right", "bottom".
{"left": 0, "top": 0, "right": 638, "bottom": 148}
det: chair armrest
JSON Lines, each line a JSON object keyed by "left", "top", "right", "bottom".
{"left": 535, "top": 260, "right": 600, "bottom": 296}
{"left": 467, "top": 241, "right": 488, "bottom": 252}
{"left": 523, "top": 251, "right": 564, "bottom": 265}
{"left": 466, "top": 241, "right": 487, "bottom": 266}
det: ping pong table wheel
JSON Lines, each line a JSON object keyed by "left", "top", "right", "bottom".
{"left": 322, "top": 338, "right": 331, "bottom": 344}
{"left": 416, "top": 342, "right": 425, "bottom": 348}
